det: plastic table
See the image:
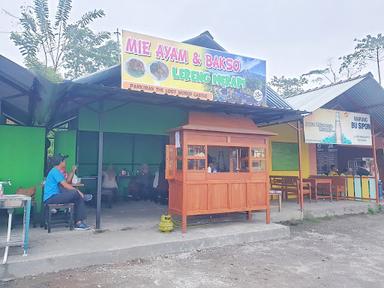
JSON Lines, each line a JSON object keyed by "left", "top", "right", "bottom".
{"left": 0, "top": 195, "right": 31, "bottom": 264}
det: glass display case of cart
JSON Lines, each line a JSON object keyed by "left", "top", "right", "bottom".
{"left": 251, "top": 147, "right": 266, "bottom": 172}
{"left": 187, "top": 145, "right": 206, "bottom": 171}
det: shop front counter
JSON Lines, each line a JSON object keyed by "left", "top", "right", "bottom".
{"left": 165, "top": 112, "right": 275, "bottom": 233}
{"left": 309, "top": 175, "right": 377, "bottom": 201}
{"left": 346, "top": 176, "right": 377, "bottom": 200}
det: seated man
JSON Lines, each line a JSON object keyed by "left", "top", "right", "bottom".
{"left": 137, "top": 164, "right": 153, "bottom": 200}
{"left": 357, "top": 161, "right": 370, "bottom": 176}
{"left": 153, "top": 162, "right": 169, "bottom": 204}
{"left": 102, "top": 164, "right": 118, "bottom": 192}
{"left": 328, "top": 165, "right": 339, "bottom": 176}
{"left": 44, "top": 154, "right": 91, "bottom": 230}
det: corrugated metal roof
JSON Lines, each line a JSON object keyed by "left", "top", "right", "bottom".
{"left": 0, "top": 55, "right": 36, "bottom": 124}
{"left": 286, "top": 73, "right": 384, "bottom": 131}
{"left": 183, "top": 31, "right": 226, "bottom": 51}
{"left": 286, "top": 75, "right": 366, "bottom": 112}
{"left": 266, "top": 86, "right": 293, "bottom": 109}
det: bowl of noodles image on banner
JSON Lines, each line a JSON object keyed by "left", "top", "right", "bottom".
{"left": 149, "top": 61, "right": 169, "bottom": 81}
{"left": 125, "top": 58, "right": 146, "bottom": 78}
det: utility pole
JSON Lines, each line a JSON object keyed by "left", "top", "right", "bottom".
{"left": 114, "top": 28, "right": 121, "bottom": 63}
{"left": 114, "top": 28, "right": 121, "bottom": 43}
{"left": 377, "top": 47, "right": 382, "bottom": 85}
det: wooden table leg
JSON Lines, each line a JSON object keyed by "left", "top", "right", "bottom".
{"left": 247, "top": 211, "right": 253, "bottom": 221}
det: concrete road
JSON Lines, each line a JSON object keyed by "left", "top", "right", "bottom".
{"left": 3, "top": 213, "right": 384, "bottom": 288}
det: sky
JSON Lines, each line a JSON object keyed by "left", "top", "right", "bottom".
{"left": 0, "top": 0, "right": 383, "bottom": 81}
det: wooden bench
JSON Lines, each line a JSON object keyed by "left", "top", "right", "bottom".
{"left": 270, "top": 176, "right": 312, "bottom": 203}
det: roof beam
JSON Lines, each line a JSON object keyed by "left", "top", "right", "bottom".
{"left": 0, "top": 73, "right": 30, "bottom": 95}
{"left": 2, "top": 92, "right": 26, "bottom": 100}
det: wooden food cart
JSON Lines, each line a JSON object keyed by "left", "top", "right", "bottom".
{"left": 166, "top": 112, "right": 275, "bottom": 233}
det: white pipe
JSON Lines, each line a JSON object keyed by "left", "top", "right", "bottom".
{"left": 2, "top": 209, "right": 13, "bottom": 264}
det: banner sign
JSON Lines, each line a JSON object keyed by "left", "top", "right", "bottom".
{"left": 121, "top": 30, "right": 266, "bottom": 106}
{"left": 303, "top": 109, "right": 372, "bottom": 146}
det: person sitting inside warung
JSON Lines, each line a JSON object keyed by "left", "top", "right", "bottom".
{"left": 44, "top": 154, "right": 92, "bottom": 230}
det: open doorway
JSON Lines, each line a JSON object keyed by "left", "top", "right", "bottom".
{"left": 316, "top": 144, "right": 374, "bottom": 176}
{"left": 76, "top": 131, "right": 169, "bottom": 228}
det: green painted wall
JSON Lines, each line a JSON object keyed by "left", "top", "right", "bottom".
{"left": 0, "top": 125, "right": 45, "bottom": 210}
{"left": 77, "top": 132, "right": 167, "bottom": 175}
{"left": 77, "top": 131, "right": 99, "bottom": 176}
{"left": 78, "top": 102, "right": 188, "bottom": 135}
{"left": 271, "top": 142, "right": 299, "bottom": 171}
{"left": 77, "top": 132, "right": 167, "bottom": 195}
{"left": 54, "top": 130, "right": 77, "bottom": 169}
{"left": 76, "top": 101, "right": 185, "bottom": 195}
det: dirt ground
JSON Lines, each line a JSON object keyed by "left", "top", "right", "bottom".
{"left": 2, "top": 213, "right": 384, "bottom": 288}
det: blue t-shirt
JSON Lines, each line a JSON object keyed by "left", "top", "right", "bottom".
{"left": 44, "top": 167, "right": 65, "bottom": 201}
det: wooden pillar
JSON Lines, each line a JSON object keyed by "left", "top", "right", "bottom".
{"left": 297, "top": 121, "right": 304, "bottom": 212}
{"left": 371, "top": 121, "right": 380, "bottom": 204}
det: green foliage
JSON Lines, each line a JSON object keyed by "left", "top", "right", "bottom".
{"left": 29, "top": 62, "right": 63, "bottom": 82}
{"left": 303, "top": 68, "right": 333, "bottom": 83}
{"left": 368, "top": 207, "right": 376, "bottom": 215}
{"left": 10, "top": 0, "right": 119, "bottom": 80}
{"left": 269, "top": 75, "right": 308, "bottom": 98}
{"left": 340, "top": 34, "right": 384, "bottom": 83}
{"left": 270, "top": 34, "right": 383, "bottom": 97}
{"left": 339, "top": 54, "right": 365, "bottom": 78}
{"left": 367, "top": 205, "right": 383, "bottom": 215}
{"left": 63, "top": 28, "right": 119, "bottom": 78}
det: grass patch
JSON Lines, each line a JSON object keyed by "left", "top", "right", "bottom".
{"left": 93, "top": 228, "right": 109, "bottom": 234}
{"left": 367, "top": 204, "right": 384, "bottom": 215}
{"left": 120, "top": 226, "right": 134, "bottom": 231}
{"left": 321, "top": 215, "right": 334, "bottom": 221}
{"left": 368, "top": 207, "right": 376, "bottom": 215}
{"left": 280, "top": 219, "right": 303, "bottom": 226}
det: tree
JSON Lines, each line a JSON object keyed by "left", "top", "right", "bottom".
{"left": 302, "top": 57, "right": 365, "bottom": 87}
{"left": 10, "top": 0, "right": 119, "bottom": 80}
{"left": 338, "top": 54, "right": 365, "bottom": 79}
{"left": 270, "top": 35, "right": 384, "bottom": 97}
{"left": 340, "top": 34, "right": 384, "bottom": 84}
{"left": 62, "top": 28, "right": 119, "bottom": 78}
{"left": 269, "top": 75, "right": 308, "bottom": 98}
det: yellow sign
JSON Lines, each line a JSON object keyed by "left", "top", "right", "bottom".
{"left": 121, "top": 30, "right": 267, "bottom": 105}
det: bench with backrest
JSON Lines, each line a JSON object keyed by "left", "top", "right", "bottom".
{"left": 270, "top": 175, "right": 312, "bottom": 202}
